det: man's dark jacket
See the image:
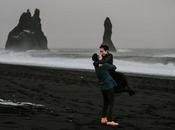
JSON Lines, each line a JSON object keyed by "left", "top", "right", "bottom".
{"left": 93, "top": 62, "right": 117, "bottom": 90}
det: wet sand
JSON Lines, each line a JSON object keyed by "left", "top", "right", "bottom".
{"left": 0, "top": 63, "right": 175, "bottom": 130}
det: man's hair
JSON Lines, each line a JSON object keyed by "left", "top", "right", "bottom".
{"left": 99, "top": 45, "right": 109, "bottom": 51}
{"left": 92, "top": 53, "right": 98, "bottom": 62}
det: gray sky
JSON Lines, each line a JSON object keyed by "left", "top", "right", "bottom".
{"left": 0, "top": 0, "right": 175, "bottom": 49}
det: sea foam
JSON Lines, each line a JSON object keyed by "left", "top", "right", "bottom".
{"left": 0, "top": 48, "right": 175, "bottom": 77}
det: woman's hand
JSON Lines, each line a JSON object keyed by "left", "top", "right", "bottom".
{"left": 98, "top": 54, "right": 103, "bottom": 60}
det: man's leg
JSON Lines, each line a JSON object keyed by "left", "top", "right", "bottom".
{"left": 107, "top": 88, "right": 114, "bottom": 121}
{"left": 106, "top": 88, "right": 119, "bottom": 126}
{"left": 101, "top": 90, "right": 109, "bottom": 118}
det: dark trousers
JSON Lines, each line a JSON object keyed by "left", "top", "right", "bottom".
{"left": 101, "top": 88, "right": 114, "bottom": 121}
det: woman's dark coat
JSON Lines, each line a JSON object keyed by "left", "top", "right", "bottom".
{"left": 97, "top": 52, "right": 135, "bottom": 96}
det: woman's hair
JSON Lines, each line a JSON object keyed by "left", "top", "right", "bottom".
{"left": 92, "top": 53, "right": 98, "bottom": 62}
{"left": 99, "top": 45, "right": 109, "bottom": 51}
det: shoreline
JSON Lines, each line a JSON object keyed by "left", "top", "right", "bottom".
{"left": 0, "top": 62, "right": 175, "bottom": 130}
{"left": 0, "top": 62, "right": 175, "bottom": 80}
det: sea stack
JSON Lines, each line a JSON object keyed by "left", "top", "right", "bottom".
{"left": 5, "top": 9, "right": 48, "bottom": 51}
{"left": 101, "top": 17, "right": 117, "bottom": 52}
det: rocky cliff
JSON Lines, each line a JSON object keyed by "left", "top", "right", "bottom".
{"left": 5, "top": 9, "right": 48, "bottom": 51}
{"left": 101, "top": 17, "right": 117, "bottom": 52}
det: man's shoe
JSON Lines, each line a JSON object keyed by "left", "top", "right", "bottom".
{"left": 106, "top": 121, "right": 119, "bottom": 126}
{"left": 101, "top": 117, "right": 108, "bottom": 124}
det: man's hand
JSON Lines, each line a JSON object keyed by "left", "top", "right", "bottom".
{"left": 99, "top": 64, "right": 103, "bottom": 67}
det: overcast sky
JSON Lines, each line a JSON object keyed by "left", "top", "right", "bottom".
{"left": 0, "top": 0, "right": 175, "bottom": 49}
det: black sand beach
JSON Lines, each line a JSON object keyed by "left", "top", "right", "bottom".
{"left": 0, "top": 63, "right": 175, "bottom": 130}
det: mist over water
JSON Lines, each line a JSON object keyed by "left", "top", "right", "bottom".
{"left": 0, "top": 48, "right": 175, "bottom": 77}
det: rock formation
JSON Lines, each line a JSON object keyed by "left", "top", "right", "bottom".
{"left": 5, "top": 9, "right": 48, "bottom": 51}
{"left": 101, "top": 17, "right": 117, "bottom": 52}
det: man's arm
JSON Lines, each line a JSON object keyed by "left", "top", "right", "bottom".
{"left": 100, "top": 63, "right": 116, "bottom": 70}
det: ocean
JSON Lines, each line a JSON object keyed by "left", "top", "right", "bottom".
{"left": 0, "top": 48, "right": 175, "bottom": 77}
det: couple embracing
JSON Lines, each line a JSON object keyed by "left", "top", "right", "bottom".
{"left": 92, "top": 45, "right": 135, "bottom": 127}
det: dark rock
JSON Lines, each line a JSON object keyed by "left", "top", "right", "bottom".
{"left": 101, "top": 17, "right": 117, "bottom": 52}
{"left": 5, "top": 9, "right": 48, "bottom": 51}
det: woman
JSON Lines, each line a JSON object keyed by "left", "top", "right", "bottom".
{"left": 92, "top": 53, "right": 119, "bottom": 126}
{"left": 98, "top": 45, "right": 135, "bottom": 96}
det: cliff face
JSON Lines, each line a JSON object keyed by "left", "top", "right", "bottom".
{"left": 101, "top": 17, "right": 117, "bottom": 52}
{"left": 5, "top": 9, "right": 48, "bottom": 51}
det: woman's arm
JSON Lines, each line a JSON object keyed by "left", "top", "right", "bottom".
{"left": 98, "top": 53, "right": 113, "bottom": 64}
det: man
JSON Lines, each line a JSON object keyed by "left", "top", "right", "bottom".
{"left": 92, "top": 53, "right": 119, "bottom": 126}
